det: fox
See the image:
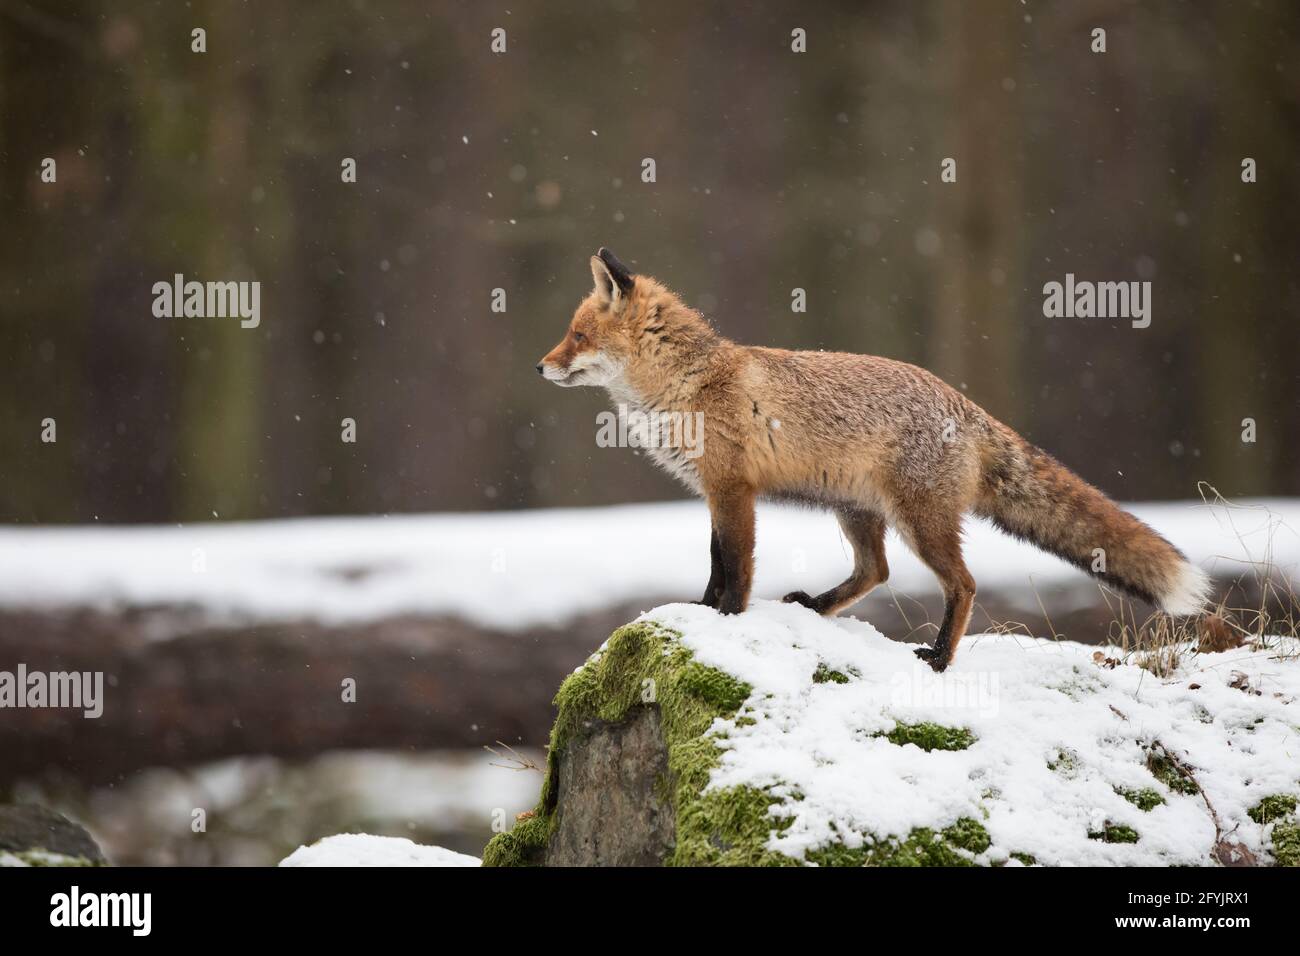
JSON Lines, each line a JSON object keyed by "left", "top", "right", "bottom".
{"left": 537, "top": 248, "right": 1211, "bottom": 671}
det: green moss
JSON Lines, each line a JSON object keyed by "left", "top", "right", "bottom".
{"left": 812, "top": 664, "right": 850, "bottom": 685}
{"left": 0, "top": 849, "right": 102, "bottom": 867}
{"left": 1271, "top": 821, "right": 1300, "bottom": 867}
{"left": 944, "top": 816, "right": 992, "bottom": 854}
{"left": 803, "top": 838, "right": 874, "bottom": 867}
{"left": 805, "top": 818, "right": 990, "bottom": 868}
{"left": 480, "top": 813, "right": 550, "bottom": 867}
{"left": 1247, "top": 794, "right": 1300, "bottom": 866}
{"left": 1146, "top": 751, "right": 1199, "bottom": 796}
{"left": 1048, "top": 748, "right": 1079, "bottom": 775}
{"left": 1089, "top": 823, "right": 1140, "bottom": 844}
{"left": 881, "top": 721, "right": 975, "bottom": 752}
{"left": 1009, "top": 851, "right": 1037, "bottom": 866}
{"left": 1248, "top": 794, "right": 1297, "bottom": 825}
{"left": 1117, "top": 787, "right": 1166, "bottom": 812}
{"left": 679, "top": 662, "right": 752, "bottom": 712}
{"left": 674, "top": 785, "right": 798, "bottom": 867}
{"left": 878, "top": 826, "right": 979, "bottom": 867}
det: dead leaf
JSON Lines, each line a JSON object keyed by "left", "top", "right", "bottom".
{"left": 1212, "top": 840, "right": 1259, "bottom": 867}
{"left": 1228, "top": 672, "right": 1261, "bottom": 696}
{"left": 1195, "top": 612, "right": 1243, "bottom": 654}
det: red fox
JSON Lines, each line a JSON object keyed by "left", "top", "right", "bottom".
{"left": 537, "top": 249, "right": 1210, "bottom": 671}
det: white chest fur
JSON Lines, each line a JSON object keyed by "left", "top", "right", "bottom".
{"left": 603, "top": 377, "right": 703, "bottom": 494}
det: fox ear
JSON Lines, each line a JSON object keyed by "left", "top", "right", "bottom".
{"left": 590, "top": 247, "right": 634, "bottom": 309}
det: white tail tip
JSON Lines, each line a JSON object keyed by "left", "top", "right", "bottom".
{"left": 1160, "top": 563, "right": 1211, "bottom": 616}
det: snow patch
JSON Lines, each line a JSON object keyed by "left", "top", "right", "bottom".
{"left": 0, "top": 498, "right": 1295, "bottom": 631}
{"left": 279, "top": 834, "right": 480, "bottom": 867}
{"left": 640, "top": 599, "right": 1300, "bottom": 866}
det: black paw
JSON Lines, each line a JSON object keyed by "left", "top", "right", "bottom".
{"left": 913, "top": 646, "right": 949, "bottom": 673}
{"left": 693, "top": 584, "right": 722, "bottom": 609}
{"left": 716, "top": 591, "right": 746, "bottom": 615}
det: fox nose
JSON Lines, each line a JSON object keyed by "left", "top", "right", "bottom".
{"left": 535, "top": 363, "right": 544, "bottom": 375}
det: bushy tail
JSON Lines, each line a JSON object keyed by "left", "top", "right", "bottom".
{"left": 976, "top": 424, "right": 1210, "bottom": 615}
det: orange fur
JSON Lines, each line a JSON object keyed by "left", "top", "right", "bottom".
{"left": 538, "top": 250, "right": 1208, "bottom": 671}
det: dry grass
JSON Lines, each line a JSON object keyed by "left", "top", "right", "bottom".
{"left": 483, "top": 741, "right": 544, "bottom": 775}
{"left": 1102, "top": 485, "right": 1300, "bottom": 675}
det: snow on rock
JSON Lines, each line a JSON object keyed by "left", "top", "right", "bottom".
{"left": 0, "top": 497, "right": 1295, "bottom": 631}
{"left": 279, "top": 834, "right": 480, "bottom": 867}
{"left": 488, "top": 599, "right": 1300, "bottom": 866}
{"left": 661, "top": 601, "right": 1300, "bottom": 865}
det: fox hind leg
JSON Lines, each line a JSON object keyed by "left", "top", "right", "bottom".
{"left": 898, "top": 514, "right": 975, "bottom": 673}
{"left": 783, "top": 508, "right": 889, "bottom": 615}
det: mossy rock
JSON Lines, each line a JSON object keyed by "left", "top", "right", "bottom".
{"left": 483, "top": 621, "right": 991, "bottom": 867}
{"left": 0, "top": 804, "right": 107, "bottom": 867}
{"left": 483, "top": 611, "right": 1300, "bottom": 867}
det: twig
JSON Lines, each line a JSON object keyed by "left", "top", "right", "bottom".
{"left": 484, "top": 741, "right": 544, "bottom": 774}
{"left": 1153, "top": 743, "right": 1217, "bottom": 834}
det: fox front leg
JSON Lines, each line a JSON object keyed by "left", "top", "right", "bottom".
{"left": 707, "top": 487, "right": 756, "bottom": 615}
{"left": 697, "top": 528, "right": 725, "bottom": 608}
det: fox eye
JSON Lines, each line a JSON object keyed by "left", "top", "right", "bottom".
{"left": 573, "top": 331, "right": 586, "bottom": 343}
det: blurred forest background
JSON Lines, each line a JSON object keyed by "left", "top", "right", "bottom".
{"left": 2, "top": 0, "right": 1297, "bottom": 526}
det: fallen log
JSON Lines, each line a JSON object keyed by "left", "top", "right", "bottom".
{"left": 0, "top": 602, "right": 654, "bottom": 787}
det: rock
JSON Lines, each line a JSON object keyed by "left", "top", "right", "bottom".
{"left": 0, "top": 804, "right": 107, "bottom": 866}
{"left": 483, "top": 601, "right": 1300, "bottom": 866}
{"left": 546, "top": 708, "right": 676, "bottom": 865}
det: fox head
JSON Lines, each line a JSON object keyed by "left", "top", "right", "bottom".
{"left": 536, "top": 248, "right": 643, "bottom": 388}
